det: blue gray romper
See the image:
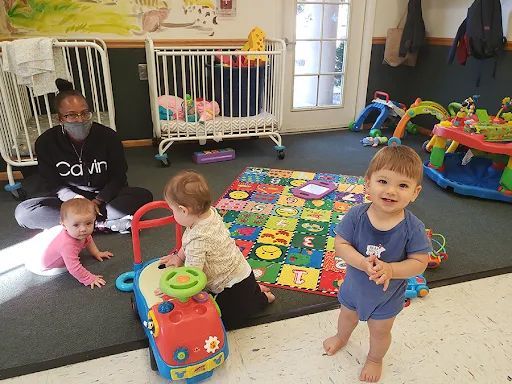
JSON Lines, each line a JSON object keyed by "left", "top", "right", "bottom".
{"left": 335, "top": 203, "right": 431, "bottom": 321}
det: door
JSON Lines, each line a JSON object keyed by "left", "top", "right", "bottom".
{"left": 282, "top": 0, "right": 375, "bottom": 132}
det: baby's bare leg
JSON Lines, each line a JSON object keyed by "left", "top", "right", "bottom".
{"left": 360, "top": 317, "right": 396, "bottom": 383}
{"left": 323, "top": 305, "right": 359, "bottom": 355}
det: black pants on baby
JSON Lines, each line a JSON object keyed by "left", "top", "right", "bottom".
{"left": 14, "top": 186, "right": 153, "bottom": 230}
{"left": 215, "top": 271, "right": 269, "bottom": 331}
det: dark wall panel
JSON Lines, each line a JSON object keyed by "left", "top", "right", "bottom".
{"left": 108, "top": 48, "right": 153, "bottom": 140}
{"left": 367, "top": 44, "right": 512, "bottom": 115}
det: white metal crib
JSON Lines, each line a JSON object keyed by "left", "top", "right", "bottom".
{"left": 0, "top": 39, "right": 115, "bottom": 199}
{"left": 145, "top": 37, "right": 286, "bottom": 165}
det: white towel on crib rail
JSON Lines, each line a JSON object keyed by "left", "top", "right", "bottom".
{"left": 1, "top": 37, "right": 68, "bottom": 96}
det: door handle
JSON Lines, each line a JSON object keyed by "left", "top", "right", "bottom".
{"left": 284, "top": 38, "right": 296, "bottom": 46}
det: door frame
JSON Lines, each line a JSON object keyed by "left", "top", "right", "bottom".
{"left": 281, "top": 0, "right": 376, "bottom": 133}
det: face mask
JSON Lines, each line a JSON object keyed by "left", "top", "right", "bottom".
{"left": 62, "top": 120, "right": 92, "bottom": 141}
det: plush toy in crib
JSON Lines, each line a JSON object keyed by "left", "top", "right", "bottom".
{"left": 157, "top": 95, "right": 185, "bottom": 120}
{"left": 195, "top": 100, "right": 220, "bottom": 122}
{"left": 158, "top": 94, "right": 220, "bottom": 122}
{"left": 361, "top": 136, "right": 388, "bottom": 147}
{"left": 241, "top": 27, "right": 267, "bottom": 64}
{"left": 159, "top": 105, "right": 174, "bottom": 120}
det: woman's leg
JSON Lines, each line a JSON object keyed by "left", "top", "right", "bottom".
{"left": 104, "top": 186, "right": 153, "bottom": 220}
{"left": 14, "top": 197, "right": 62, "bottom": 229}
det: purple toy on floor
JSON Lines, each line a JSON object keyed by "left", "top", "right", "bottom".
{"left": 193, "top": 148, "right": 236, "bottom": 164}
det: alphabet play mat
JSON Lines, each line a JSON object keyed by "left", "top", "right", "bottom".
{"left": 215, "top": 167, "right": 369, "bottom": 297}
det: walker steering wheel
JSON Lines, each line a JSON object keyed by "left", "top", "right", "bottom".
{"left": 159, "top": 266, "right": 207, "bottom": 302}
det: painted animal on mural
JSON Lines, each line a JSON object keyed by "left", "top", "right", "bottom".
{"left": 0, "top": 0, "right": 27, "bottom": 34}
{"left": 135, "top": 0, "right": 218, "bottom": 35}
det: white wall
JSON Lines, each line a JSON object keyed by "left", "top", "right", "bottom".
{"left": 373, "top": 0, "right": 512, "bottom": 39}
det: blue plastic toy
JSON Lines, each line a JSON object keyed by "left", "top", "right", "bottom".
{"left": 405, "top": 274, "right": 429, "bottom": 299}
{"left": 351, "top": 91, "right": 406, "bottom": 135}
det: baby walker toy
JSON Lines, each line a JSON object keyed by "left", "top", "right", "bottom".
{"left": 387, "top": 98, "right": 453, "bottom": 146}
{"left": 115, "top": 201, "right": 228, "bottom": 383}
{"left": 351, "top": 91, "right": 406, "bottom": 138}
{"left": 424, "top": 96, "right": 512, "bottom": 202}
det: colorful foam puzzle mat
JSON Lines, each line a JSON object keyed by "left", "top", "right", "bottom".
{"left": 215, "top": 167, "right": 370, "bottom": 297}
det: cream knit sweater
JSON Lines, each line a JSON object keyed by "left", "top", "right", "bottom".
{"left": 183, "top": 207, "right": 252, "bottom": 294}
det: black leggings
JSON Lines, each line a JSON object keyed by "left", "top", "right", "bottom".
{"left": 14, "top": 186, "right": 153, "bottom": 230}
{"left": 215, "top": 272, "right": 269, "bottom": 330}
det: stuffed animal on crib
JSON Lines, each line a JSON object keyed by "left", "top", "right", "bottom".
{"left": 241, "top": 27, "right": 267, "bottom": 64}
{"left": 195, "top": 100, "right": 220, "bottom": 122}
{"left": 157, "top": 95, "right": 185, "bottom": 120}
{"left": 183, "top": 94, "right": 198, "bottom": 122}
{"left": 361, "top": 136, "right": 388, "bottom": 147}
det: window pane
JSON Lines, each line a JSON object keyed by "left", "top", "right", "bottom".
{"left": 318, "top": 74, "right": 343, "bottom": 106}
{"left": 296, "top": 4, "right": 322, "bottom": 40}
{"left": 323, "top": 3, "right": 349, "bottom": 39}
{"left": 320, "top": 40, "right": 345, "bottom": 73}
{"left": 299, "top": 0, "right": 347, "bottom": 3}
{"left": 293, "top": 76, "right": 318, "bottom": 108}
{"left": 295, "top": 41, "right": 321, "bottom": 74}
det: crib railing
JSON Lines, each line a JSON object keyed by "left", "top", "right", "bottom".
{"left": 145, "top": 37, "right": 286, "bottom": 165}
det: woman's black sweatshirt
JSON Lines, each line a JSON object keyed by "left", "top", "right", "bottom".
{"left": 35, "top": 122, "right": 128, "bottom": 203}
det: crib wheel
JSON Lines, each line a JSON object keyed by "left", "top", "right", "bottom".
{"left": 155, "top": 153, "right": 170, "bottom": 167}
{"left": 277, "top": 150, "right": 285, "bottom": 160}
{"left": 11, "top": 188, "right": 27, "bottom": 201}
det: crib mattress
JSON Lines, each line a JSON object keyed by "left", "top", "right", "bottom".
{"left": 12, "top": 112, "right": 111, "bottom": 157}
{"left": 159, "top": 112, "right": 279, "bottom": 139}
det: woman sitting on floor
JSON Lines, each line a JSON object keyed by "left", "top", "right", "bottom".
{"left": 15, "top": 79, "right": 153, "bottom": 232}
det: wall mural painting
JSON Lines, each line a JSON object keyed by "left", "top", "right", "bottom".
{"left": 0, "top": 0, "right": 219, "bottom": 38}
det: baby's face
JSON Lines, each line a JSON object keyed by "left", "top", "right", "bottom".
{"left": 365, "top": 169, "right": 421, "bottom": 215}
{"left": 62, "top": 211, "right": 96, "bottom": 241}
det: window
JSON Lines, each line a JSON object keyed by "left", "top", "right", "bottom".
{"left": 293, "top": 0, "right": 349, "bottom": 109}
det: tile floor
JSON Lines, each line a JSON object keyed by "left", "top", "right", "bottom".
{"left": 3, "top": 274, "right": 511, "bottom": 384}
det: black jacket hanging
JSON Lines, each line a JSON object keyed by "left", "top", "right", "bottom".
{"left": 399, "top": 0, "right": 426, "bottom": 57}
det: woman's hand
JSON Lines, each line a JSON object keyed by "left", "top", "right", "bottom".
{"left": 92, "top": 198, "right": 103, "bottom": 216}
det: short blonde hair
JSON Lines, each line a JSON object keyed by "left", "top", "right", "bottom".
{"left": 163, "top": 170, "right": 211, "bottom": 215}
{"left": 60, "top": 199, "right": 96, "bottom": 221}
{"left": 365, "top": 146, "right": 423, "bottom": 184}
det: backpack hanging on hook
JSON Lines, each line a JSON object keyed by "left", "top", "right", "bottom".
{"left": 448, "top": 0, "right": 507, "bottom": 86}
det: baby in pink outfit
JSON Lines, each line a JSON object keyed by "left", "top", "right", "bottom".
{"left": 25, "top": 199, "right": 113, "bottom": 288}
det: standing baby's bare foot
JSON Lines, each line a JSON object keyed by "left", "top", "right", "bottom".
{"left": 359, "top": 358, "right": 382, "bottom": 382}
{"left": 259, "top": 283, "right": 270, "bottom": 293}
{"left": 322, "top": 334, "right": 348, "bottom": 356}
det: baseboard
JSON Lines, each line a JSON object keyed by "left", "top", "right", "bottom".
{"left": 122, "top": 139, "right": 153, "bottom": 148}
{"left": 0, "top": 171, "right": 23, "bottom": 181}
